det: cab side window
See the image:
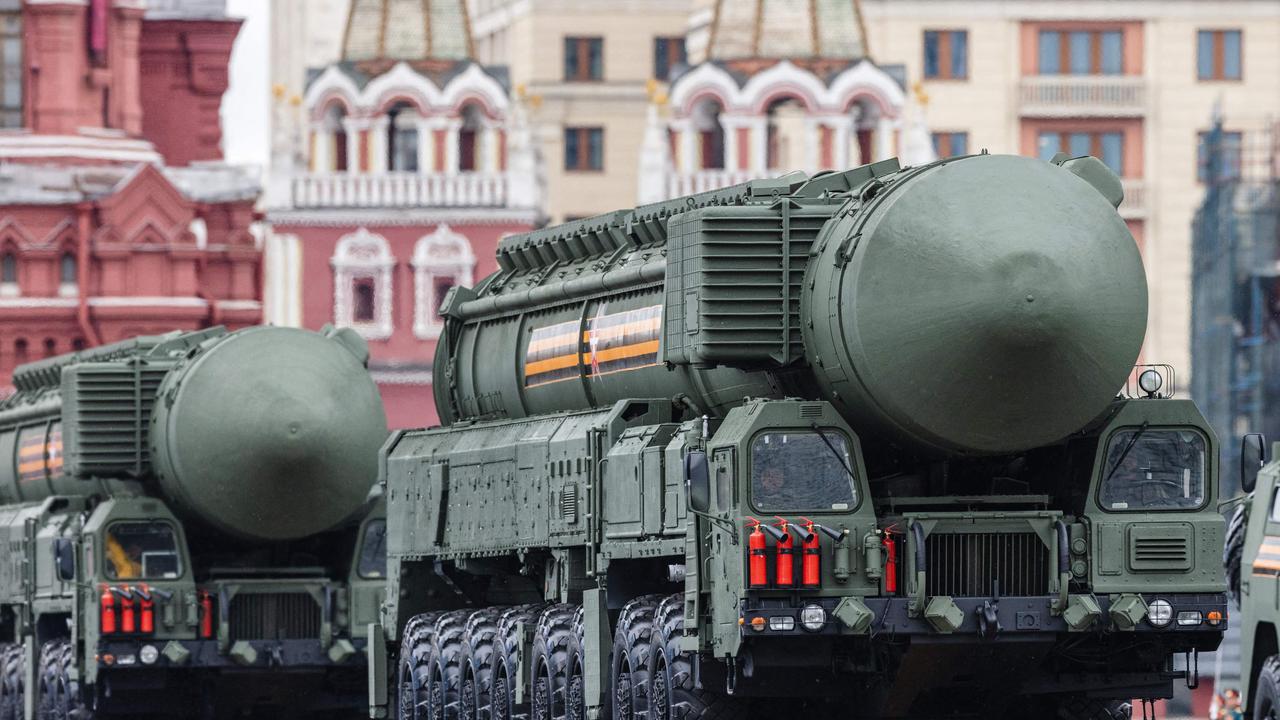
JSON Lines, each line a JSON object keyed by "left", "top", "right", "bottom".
{"left": 358, "top": 519, "right": 387, "bottom": 579}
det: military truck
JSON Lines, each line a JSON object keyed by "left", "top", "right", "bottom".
{"left": 0, "top": 325, "right": 389, "bottom": 719}
{"left": 372, "top": 154, "right": 1227, "bottom": 720}
{"left": 1221, "top": 435, "right": 1280, "bottom": 719}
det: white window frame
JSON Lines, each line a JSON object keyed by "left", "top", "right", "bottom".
{"left": 332, "top": 227, "right": 394, "bottom": 340}
{"left": 413, "top": 224, "right": 475, "bottom": 339}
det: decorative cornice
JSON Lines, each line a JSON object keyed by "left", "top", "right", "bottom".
{"left": 268, "top": 207, "right": 541, "bottom": 227}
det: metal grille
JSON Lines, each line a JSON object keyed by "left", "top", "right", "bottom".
{"left": 1131, "top": 536, "right": 1190, "bottom": 571}
{"left": 925, "top": 532, "right": 1048, "bottom": 597}
{"left": 228, "top": 592, "right": 321, "bottom": 640}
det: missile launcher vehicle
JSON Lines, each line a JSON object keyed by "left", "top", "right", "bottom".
{"left": 0, "top": 325, "right": 389, "bottom": 719}
{"left": 371, "top": 154, "right": 1227, "bottom": 719}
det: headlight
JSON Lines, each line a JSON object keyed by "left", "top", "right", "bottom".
{"left": 800, "top": 604, "right": 826, "bottom": 632}
{"left": 1146, "top": 599, "right": 1173, "bottom": 628}
{"left": 1176, "top": 611, "right": 1203, "bottom": 627}
{"left": 768, "top": 616, "right": 795, "bottom": 632}
{"left": 139, "top": 644, "right": 159, "bottom": 665}
{"left": 1138, "top": 369, "right": 1163, "bottom": 396}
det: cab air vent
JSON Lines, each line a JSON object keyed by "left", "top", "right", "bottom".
{"left": 1128, "top": 524, "right": 1192, "bottom": 572}
{"left": 799, "top": 404, "right": 823, "bottom": 419}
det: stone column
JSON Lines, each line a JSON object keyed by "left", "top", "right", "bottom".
{"left": 750, "top": 117, "right": 768, "bottom": 172}
{"left": 367, "top": 115, "right": 390, "bottom": 173}
{"left": 416, "top": 117, "right": 434, "bottom": 172}
{"left": 312, "top": 122, "right": 332, "bottom": 172}
{"left": 875, "top": 116, "right": 897, "bottom": 162}
{"left": 722, "top": 116, "right": 741, "bottom": 172}
{"left": 445, "top": 119, "right": 463, "bottom": 174}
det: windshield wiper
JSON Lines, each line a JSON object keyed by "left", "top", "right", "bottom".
{"left": 1102, "top": 420, "right": 1150, "bottom": 486}
{"left": 810, "top": 422, "right": 856, "bottom": 482}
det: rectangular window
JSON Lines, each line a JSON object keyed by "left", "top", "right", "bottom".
{"left": 1198, "top": 30, "right": 1242, "bottom": 80}
{"left": 564, "top": 37, "right": 604, "bottom": 81}
{"left": 1198, "top": 130, "right": 1243, "bottom": 182}
{"left": 0, "top": 11, "right": 20, "bottom": 128}
{"left": 1037, "top": 132, "right": 1061, "bottom": 160}
{"left": 1100, "top": 132, "right": 1123, "bottom": 175}
{"left": 653, "top": 36, "right": 686, "bottom": 82}
{"left": 564, "top": 127, "right": 604, "bottom": 171}
{"left": 931, "top": 131, "right": 969, "bottom": 158}
{"left": 923, "top": 30, "right": 968, "bottom": 80}
{"left": 1038, "top": 31, "right": 1060, "bottom": 74}
{"left": 353, "top": 278, "right": 376, "bottom": 322}
{"left": 1037, "top": 29, "right": 1126, "bottom": 75}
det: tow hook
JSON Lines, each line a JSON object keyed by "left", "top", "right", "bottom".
{"left": 268, "top": 643, "right": 285, "bottom": 668}
{"left": 977, "top": 581, "right": 1001, "bottom": 640}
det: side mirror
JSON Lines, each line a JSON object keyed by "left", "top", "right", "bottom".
{"left": 53, "top": 537, "right": 75, "bottom": 582}
{"left": 1242, "top": 433, "right": 1267, "bottom": 494}
{"left": 685, "top": 450, "right": 711, "bottom": 515}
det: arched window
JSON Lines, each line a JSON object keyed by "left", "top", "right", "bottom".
{"left": 332, "top": 228, "right": 394, "bottom": 339}
{"left": 42, "top": 338, "right": 55, "bottom": 358}
{"left": 766, "top": 96, "right": 807, "bottom": 171}
{"left": 14, "top": 338, "right": 27, "bottom": 365}
{"left": 387, "top": 102, "right": 420, "bottom": 172}
{"left": 847, "top": 98, "right": 879, "bottom": 167}
{"left": 58, "top": 252, "right": 77, "bottom": 297}
{"left": 691, "top": 99, "right": 725, "bottom": 170}
{"left": 1, "top": 250, "right": 16, "bottom": 289}
{"left": 323, "top": 103, "right": 349, "bottom": 172}
{"left": 413, "top": 224, "right": 476, "bottom": 339}
{"left": 71, "top": 337, "right": 86, "bottom": 352}
{"left": 458, "top": 103, "right": 485, "bottom": 172}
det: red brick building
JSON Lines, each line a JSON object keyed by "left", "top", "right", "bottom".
{"left": 265, "top": 0, "right": 542, "bottom": 428}
{"left": 0, "top": 0, "right": 260, "bottom": 388}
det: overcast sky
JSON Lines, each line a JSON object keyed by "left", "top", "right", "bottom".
{"left": 221, "top": 0, "right": 271, "bottom": 170}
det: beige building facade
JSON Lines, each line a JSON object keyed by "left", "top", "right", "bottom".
{"left": 859, "top": 0, "right": 1280, "bottom": 382}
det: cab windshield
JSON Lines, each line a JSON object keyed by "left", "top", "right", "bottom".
{"left": 1098, "top": 428, "right": 1207, "bottom": 511}
{"left": 104, "top": 522, "right": 182, "bottom": 580}
{"left": 751, "top": 431, "right": 857, "bottom": 512}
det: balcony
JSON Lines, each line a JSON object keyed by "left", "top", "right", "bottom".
{"left": 664, "top": 169, "right": 771, "bottom": 199}
{"left": 1019, "top": 76, "right": 1147, "bottom": 118}
{"left": 1119, "top": 178, "right": 1146, "bottom": 219}
{"left": 290, "top": 172, "right": 510, "bottom": 209}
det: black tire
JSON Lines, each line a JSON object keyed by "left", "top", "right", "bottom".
{"left": 430, "top": 611, "right": 473, "bottom": 720}
{"left": 610, "top": 596, "right": 663, "bottom": 720}
{"left": 492, "top": 604, "right": 546, "bottom": 720}
{"left": 564, "top": 608, "right": 586, "bottom": 720}
{"left": 1227, "top": 503, "right": 1249, "bottom": 607}
{"left": 530, "top": 605, "right": 577, "bottom": 720}
{"left": 648, "top": 595, "right": 740, "bottom": 720}
{"left": 38, "top": 640, "right": 63, "bottom": 720}
{"left": 1056, "top": 695, "right": 1132, "bottom": 720}
{"left": 51, "top": 641, "right": 90, "bottom": 720}
{"left": 0, "top": 644, "right": 20, "bottom": 720}
{"left": 459, "top": 607, "right": 505, "bottom": 720}
{"left": 1256, "top": 656, "right": 1280, "bottom": 720}
{"left": 398, "top": 612, "right": 443, "bottom": 720}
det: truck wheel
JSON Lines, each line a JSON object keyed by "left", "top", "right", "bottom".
{"left": 648, "top": 595, "right": 740, "bottom": 720}
{"left": 398, "top": 613, "right": 442, "bottom": 720}
{"left": 1227, "top": 503, "right": 1248, "bottom": 607}
{"left": 610, "top": 596, "right": 663, "bottom": 720}
{"left": 1056, "top": 696, "right": 1132, "bottom": 720}
{"left": 460, "top": 607, "right": 505, "bottom": 720}
{"left": 531, "top": 605, "right": 577, "bottom": 720}
{"left": 38, "top": 640, "right": 65, "bottom": 720}
{"left": 51, "top": 641, "right": 91, "bottom": 720}
{"left": 492, "top": 605, "right": 547, "bottom": 720}
{"left": 1255, "top": 656, "right": 1280, "bottom": 720}
{"left": 565, "top": 607, "right": 586, "bottom": 720}
{"left": 430, "top": 611, "right": 473, "bottom": 720}
{"left": 0, "top": 644, "right": 19, "bottom": 720}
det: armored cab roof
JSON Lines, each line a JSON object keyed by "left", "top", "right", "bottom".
{"left": 10, "top": 328, "right": 226, "bottom": 394}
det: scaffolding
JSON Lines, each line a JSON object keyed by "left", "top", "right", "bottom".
{"left": 1191, "top": 118, "right": 1280, "bottom": 497}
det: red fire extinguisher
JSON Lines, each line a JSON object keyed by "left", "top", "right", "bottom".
{"left": 100, "top": 585, "right": 117, "bottom": 634}
{"left": 138, "top": 584, "right": 155, "bottom": 634}
{"left": 746, "top": 519, "right": 769, "bottom": 588}
{"left": 118, "top": 587, "right": 136, "bottom": 633}
{"left": 798, "top": 518, "right": 821, "bottom": 587}
{"left": 772, "top": 517, "right": 795, "bottom": 587}
{"left": 883, "top": 530, "right": 899, "bottom": 594}
{"left": 199, "top": 590, "right": 215, "bottom": 639}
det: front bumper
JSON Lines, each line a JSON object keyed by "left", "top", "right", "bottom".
{"left": 97, "top": 637, "right": 368, "bottom": 670}
{"left": 740, "top": 593, "right": 1227, "bottom": 638}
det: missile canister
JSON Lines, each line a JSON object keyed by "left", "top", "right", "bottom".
{"left": 434, "top": 153, "right": 1145, "bottom": 456}
{"left": 0, "top": 325, "right": 387, "bottom": 541}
